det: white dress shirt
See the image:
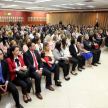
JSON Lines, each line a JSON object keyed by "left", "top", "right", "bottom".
{"left": 74, "top": 45, "right": 78, "bottom": 53}
{"left": 30, "top": 51, "right": 43, "bottom": 72}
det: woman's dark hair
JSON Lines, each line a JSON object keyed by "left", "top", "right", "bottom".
{"left": 35, "top": 37, "right": 40, "bottom": 44}
{"left": 89, "top": 35, "right": 94, "bottom": 41}
{"left": 71, "top": 39, "right": 75, "bottom": 45}
{"left": 41, "top": 33, "right": 45, "bottom": 43}
{"left": 77, "top": 35, "right": 83, "bottom": 43}
{"left": 62, "top": 37, "right": 67, "bottom": 49}
{"left": 9, "top": 46, "right": 19, "bottom": 61}
{"left": 2, "top": 36, "right": 8, "bottom": 46}
{"left": 55, "top": 41, "right": 61, "bottom": 51}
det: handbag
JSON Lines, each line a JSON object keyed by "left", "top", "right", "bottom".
{"left": 94, "top": 44, "right": 99, "bottom": 50}
{"left": 16, "top": 67, "right": 30, "bottom": 79}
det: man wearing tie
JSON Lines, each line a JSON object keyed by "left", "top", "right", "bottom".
{"left": 23, "top": 42, "right": 55, "bottom": 100}
{"left": 0, "top": 49, "right": 23, "bottom": 108}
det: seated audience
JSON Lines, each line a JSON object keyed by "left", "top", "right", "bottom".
{"left": 23, "top": 38, "right": 31, "bottom": 52}
{"left": 83, "top": 34, "right": 101, "bottom": 66}
{"left": 23, "top": 42, "right": 55, "bottom": 100}
{"left": 0, "top": 36, "right": 9, "bottom": 56}
{"left": 44, "top": 35, "right": 55, "bottom": 51}
{"left": 7, "top": 46, "right": 32, "bottom": 103}
{"left": 69, "top": 39, "right": 85, "bottom": 71}
{"left": 32, "top": 33, "right": 39, "bottom": 44}
{"left": 77, "top": 35, "right": 93, "bottom": 67}
{"left": 62, "top": 38, "right": 78, "bottom": 75}
{"left": 40, "top": 33, "right": 45, "bottom": 43}
{"left": 15, "top": 36, "right": 23, "bottom": 49}
{"left": 53, "top": 41, "right": 70, "bottom": 81}
{"left": 35, "top": 37, "right": 43, "bottom": 53}
{"left": 0, "top": 49, "right": 24, "bottom": 108}
{"left": 41, "top": 42, "right": 62, "bottom": 86}
{"left": 67, "top": 33, "right": 71, "bottom": 46}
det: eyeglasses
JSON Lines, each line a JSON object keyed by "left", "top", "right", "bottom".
{"left": 0, "top": 53, "right": 3, "bottom": 55}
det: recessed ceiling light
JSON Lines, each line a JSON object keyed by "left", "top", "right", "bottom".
{"left": 0, "top": 3, "right": 5, "bottom": 5}
{"left": 25, "top": 7, "right": 44, "bottom": 9}
{"left": 61, "top": 4, "right": 68, "bottom": 5}
{"left": 35, "top": 0, "right": 52, "bottom": 3}
{"left": 13, "top": 1, "right": 33, "bottom": 4}
{"left": 87, "top": 6, "right": 95, "bottom": 8}
{"left": 75, "top": 3, "right": 85, "bottom": 5}
{"left": 69, "top": 4, "right": 74, "bottom": 5}
{"left": 2, "top": 0, "right": 13, "bottom": 1}
{"left": 2, "top": 5, "right": 18, "bottom": 8}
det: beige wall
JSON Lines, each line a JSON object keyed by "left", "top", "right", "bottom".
{"left": 46, "top": 12, "right": 108, "bottom": 28}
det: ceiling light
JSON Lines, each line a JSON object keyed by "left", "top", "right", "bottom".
{"left": 71, "top": 7, "right": 76, "bottom": 9}
{"left": 45, "top": 8, "right": 60, "bottom": 10}
{"left": 61, "top": 4, "right": 68, "bottom": 5}
{"left": 75, "top": 3, "right": 85, "bottom": 5}
{"left": 2, "top": 0, "right": 13, "bottom": 1}
{"left": 35, "top": 0, "right": 52, "bottom": 3}
{"left": 69, "top": 4, "right": 74, "bottom": 5}
{"left": 13, "top": 1, "right": 33, "bottom": 4}
{"left": 51, "top": 5, "right": 62, "bottom": 7}
{"left": 2, "top": 5, "right": 18, "bottom": 8}
{"left": 87, "top": 6, "right": 95, "bottom": 8}
{"left": 25, "top": 7, "right": 44, "bottom": 9}
{"left": 0, "top": 3, "right": 5, "bottom": 5}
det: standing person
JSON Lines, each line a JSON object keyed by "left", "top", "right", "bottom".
{"left": 7, "top": 46, "right": 32, "bottom": 103}
{"left": 0, "top": 49, "right": 24, "bottom": 108}
{"left": 69, "top": 39, "right": 85, "bottom": 71}
{"left": 62, "top": 38, "right": 78, "bottom": 75}
{"left": 23, "top": 42, "right": 55, "bottom": 100}
{"left": 53, "top": 41, "right": 70, "bottom": 81}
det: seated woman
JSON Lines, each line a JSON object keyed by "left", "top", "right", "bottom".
{"left": 7, "top": 46, "right": 32, "bottom": 103}
{"left": 23, "top": 38, "right": 31, "bottom": 52}
{"left": 40, "top": 33, "right": 45, "bottom": 43}
{"left": 52, "top": 35, "right": 58, "bottom": 47}
{"left": 67, "top": 33, "right": 71, "bottom": 46}
{"left": 62, "top": 38, "right": 78, "bottom": 75}
{"left": 44, "top": 35, "right": 55, "bottom": 51}
{"left": 77, "top": 35, "right": 93, "bottom": 68}
{"left": 35, "top": 37, "right": 43, "bottom": 53}
{"left": 41, "top": 42, "right": 62, "bottom": 86}
{"left": 53, "top": 41, "right": 70, "bottom": 81}
{"left": 9, "top": 40, "right": 17, "bottom": 47}
{"left": 0, "top": 36, "right": 9, "bottom": 56}
{"left": 69, "top": 39, "right": 85, "bottom": 71}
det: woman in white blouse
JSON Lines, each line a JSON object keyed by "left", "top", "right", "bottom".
{"left": 35, "top": 37, "right": 43, "bottom": 53}
{"left": 62, "top": 38, "right": 78, "bottom": 75}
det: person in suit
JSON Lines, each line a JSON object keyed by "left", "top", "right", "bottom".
{"left": 83, "top": 34, "right": 101, "bottom": 66}
{"left": 69, "top": 39, "right": 85, "bottom": 71}
{"left": 15, "top": 36, "right": 24, "bottom": 50}
{"left": 7, "top": 46, "right": 32, "bottom": 103}
{"left": 23, "top": 42, "right": 55, "bottom": 100}
{"left": 0, "top": 49, "right": 24, "bottom": 108}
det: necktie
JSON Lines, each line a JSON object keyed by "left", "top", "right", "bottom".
{"left": 15, "top": 59, "right": 20, "bottom": 67}
{"left": 32, "top": 52, "right": 38, "bottom": 70}
{"left": 0, "top": 63, "right": 5, "bottom": 83}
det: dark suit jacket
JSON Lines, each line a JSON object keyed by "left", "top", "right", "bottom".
{"left": 0, "top": 59, "right": 10, "bottom": 84}
{"left": 23, "top": 50, "right": 43, "bottom": 73}
{"left": 105, "top": 35, "right": 108, "bottom": 47}
{"left": 69, "top": 44, "right": 79, "bottom": 57}
{"left": 83, "top": 39, "right": 94, "bottom": 50}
